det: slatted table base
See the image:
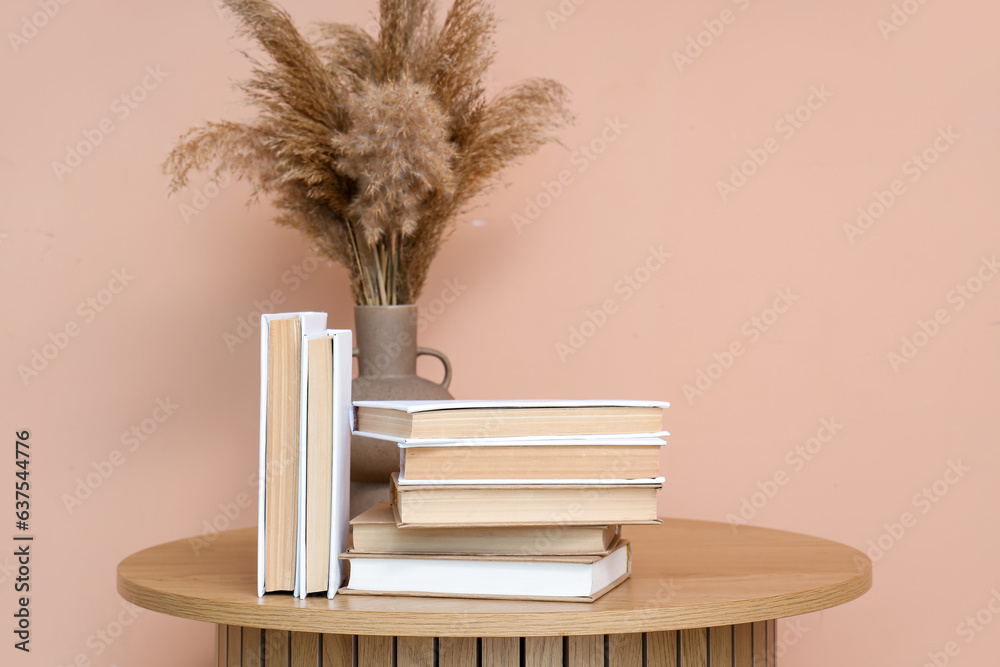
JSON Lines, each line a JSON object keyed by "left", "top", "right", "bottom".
{"left": 217, "top": 621, "right": 778, "bottom": 667}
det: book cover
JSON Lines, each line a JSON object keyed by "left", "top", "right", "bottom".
{"left": 339, "top": 540, "right": 632, "bottom": 603}
{"left": 353, "top": 399, "right": 670, "bottom": 443}
{"left": 294, "top": 329, "right": 352, "bottom": 598}
{"left": 257, "top": 311, "right": 326, "bottom": 597}
{"left": 351, "top": 502, "right": 621, "bottom": 555}
{"left": 390, "top": 474, "right": 662, "bottom": 527}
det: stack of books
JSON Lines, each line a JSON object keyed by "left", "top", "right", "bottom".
{"left": 339, "top": 399, "right": 669, "bottom": 602}
{"left": 256, "top": 312, "right": 352, "bottom": 599}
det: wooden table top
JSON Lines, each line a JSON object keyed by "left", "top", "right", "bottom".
{"left": 117, "top": 519, "right": 871, "bottom": 637}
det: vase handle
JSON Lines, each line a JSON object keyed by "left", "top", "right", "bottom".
{"left": 416, "top": 347, "right": 452, "bottom": 390}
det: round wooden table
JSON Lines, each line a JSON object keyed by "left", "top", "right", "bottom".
{"left": 117, "top": 519, "right": 871, "bottom": 666}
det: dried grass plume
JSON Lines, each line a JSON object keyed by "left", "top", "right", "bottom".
{"left": 164, "top": 0, "right": 573, "bottom": 304}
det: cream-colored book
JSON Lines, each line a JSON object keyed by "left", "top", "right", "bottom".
{"left": 295, "top": 329, "right": 352, "bottom": 598}
{"left": 257, "top": 312, "right": 327, "bottom": 596}
{"left": 390, "top": 474, "right": 661, "bottom": 527}
{"left": 351, "top": 503, "right": 620, "bottom": 555}
{"left": 398, "top": 438, "right": 664, "bottom": 482}
{"left": 353, "top": 399, "right": 669, "bottom": 442}
{"left": 339, "top": 540, "right": 631, "bottom": 603}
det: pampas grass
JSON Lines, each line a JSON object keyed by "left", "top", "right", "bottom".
{"left": 164, "top": 0, "right": 572, "bottom": 305}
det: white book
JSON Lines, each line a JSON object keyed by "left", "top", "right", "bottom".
{"left": 341, "top": 541, "right": 631, "bottom": 602}
{"left": 294, "top": 329, "right": 352, "bottom": 598}
{"left": 327, "top": 330, "right": 352, "bottom": 598}
{"left": 257, "top": 312, "right": 326, "bottom": 597}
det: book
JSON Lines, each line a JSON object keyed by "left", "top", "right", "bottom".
{"left": 390, "top": 473, "right": 662, "bottom": 526}
{"left": 397, "top": 437, "right": 665, "bottom": 483}
{"left": 294, "top": 329, "right": 352, "bottom": 598}
{"left": 353, "top": 399, "right": 669, "bottom": 442}
{"left": 257, "top": 312, "right": 326, "bottom": 596}
{"left": 351, "top": 503, "right": 620, "bottom": 555}
{"left": 339, "top": 540, "right": 631, "bottom": 602}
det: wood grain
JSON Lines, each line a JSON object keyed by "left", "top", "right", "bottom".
{"left": 648, "top": 630, "right": 678, "bottom": 667}
{"left": 396, "top": 636, "right": 433, "bottom": 667}
{"left": 266, "top": 629, "right": 289, "bottom": 667}
{"left": 524, "top": 636, "right": 561, "bottom": 666}
{"left": 439, "top": 637, "right": 476, "bottom": 666}
{"left": 680, "top": 628, "right": 707, "bottom": 667}
{"left": 118, "top": 519, "right": 871, "bottom": 637}
{"left": 217, "top": 624, "right": 226, "bottom": 667}
{"left": 766, "top": 620, "right": 776, "bottom": 666}
{"left": 709, "top": 626, "right": 732, "bottom": 667}
{"left": 482, "top": 637, "right": 518, "bottom": 667}
{"left": 242, "top": 626, "right": 262, "bottom": 667}
{"left": 358, "top": 636, "right": 392, "bottom": 667}
{"left": 322, "top": 634, "right": 352, "bottom": 667}
{"left": 753, "top": 621, "right": 766, "bottom": 666}
{"left": 609, "top": 632, "right": 642, "bottom": 666}
{"left": 567, "top": 635, "right": 603, "bottom": 666}
{"left": 227, "top": 626, "right": 241, "bottom": 667}
{"left": 734, "top": 623, "right": 752, "bottom": 667}
{"left": 291, "top": 631, "right": 319, "bottom": 666}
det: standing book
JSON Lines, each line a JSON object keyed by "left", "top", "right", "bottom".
{"left": 294, "top": 329, "right": 352, "bottom": 598}
{"left": 257, "top": 312, "right": 326, "bottom": 596}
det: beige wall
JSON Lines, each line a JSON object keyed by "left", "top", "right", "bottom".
{"left": 2, "top": 0, "right": 998, "bottom": 665}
